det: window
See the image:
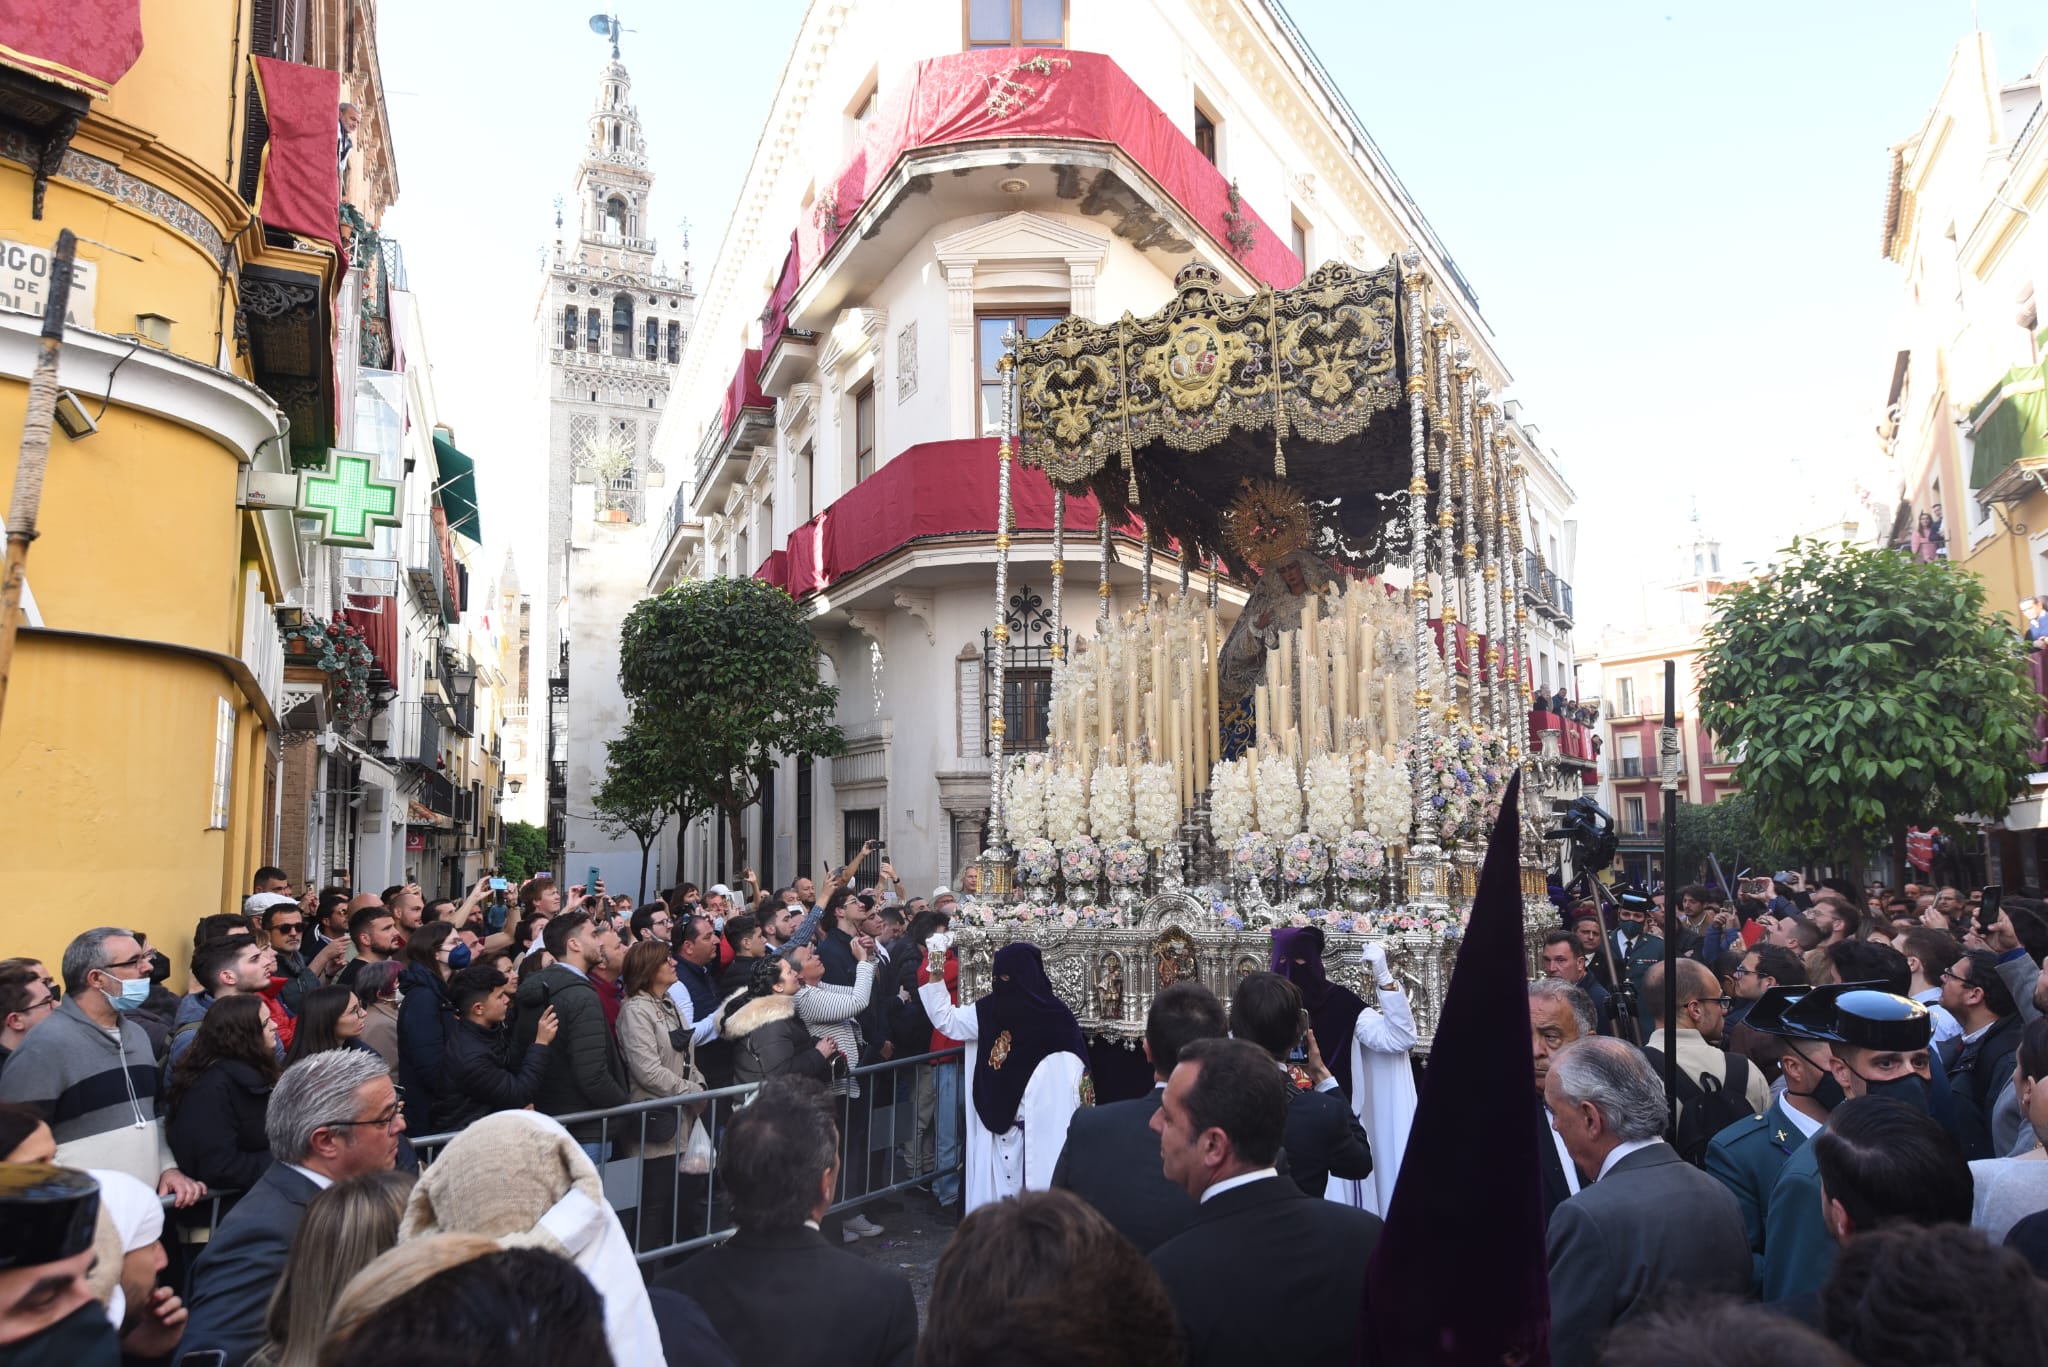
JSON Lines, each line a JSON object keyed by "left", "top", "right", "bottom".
{"left": 1618, "top": 733, "right": 1642, "bottom": 778}
{"left": 1193, "top": 107, "right": 1218, "bottom": 165}
{"left": 611, "top": 294, "right": 634, "bottom": 357}
{"left": 978, "top": 313, "right": 1063, "bottom": 434}
{"left": 666, "top": 320, "right": 682, "bottom": 363}
{"left": 795, "top": 760, "right": 813, "bottom": 881}
{"left": 646, "top": 318, "right": 660, "bottom": 360}
{"left": 563, "top": 306, "right": 578, "bottom": 350}
{"left": 586, "top": 310, "right": 601, "bottom": 350}
{"left": 843, "top": 808, "right": 881, "bottom": 890}
{"left": 853, "top": 383, "right": 877, "bottom": 482}
{"left": 209, "top": 697, "right": 235, "bottom": 830}
{"left": 605, "top": 195, "right": 627, "bottom": 236}
{"left": 966, "top": 0, "right": 1065, "bottom": 48}
{"left": 757, "top": 764, "right": 776, "bottom": 889}
{"left": 1002, "top": 669, "right": 1054, "bottom": 748}
{"left": 1290, "top": 212, "right": 1309, "bottom": 266}
{"left": 1622, "top": 796, "right": 1646, "bottom": 836}
{"left": 1615, "top": 676, "right": 1636, "bottom": 716}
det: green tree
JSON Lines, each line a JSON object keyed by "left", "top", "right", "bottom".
{"left": 594, "top": 716, "right": 685, "bottom": 903}
{"left": 619, "top": 577, "right": 844, "bottom": 871}
{"left": 1697, "top": 539, "right": 2038, "bottom": 871}
{"left": 1671, "top": 791, "right": 1804, "bottom": 890}
{"left": 500, "top": 821, "right": 549, "bottom": 882}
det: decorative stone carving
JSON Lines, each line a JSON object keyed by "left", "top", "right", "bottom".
{"left": 896, "top": 321, "right": 918, "bottom": 402}
{"left": 891, "top": 590, "right": 935, "bottom": 644}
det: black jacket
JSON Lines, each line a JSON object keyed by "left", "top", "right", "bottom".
{"left": 718, "top": 955, "right": 764, "bottom": 1000}
{"left": 511, "top": 964, "right": 628, "bottom": 1135}
{"left": 657, "top": 1225, "right": 915, "bottom": 1367}
{"left": 438, "top": 1016, "right": 551, "bottom": 1131}
{"left": 1149, "top": 1175, "right": 1384, "bottom": 1367}
{"left": 1279, "top": 1079, "right": 1374, "bottom": 1198}
{"left": 396, "top": 961, "right": 454, "bottom": 1122}
{"left": 1941, "top": 1012, "right": 2025, "bottom": 1160}
{"left": 1051, "top": 1086, "right": 1196, "bottom": 1253}
{"left": 166, "top": 1058, "right": 275, "bottom": 1193}
{"left": 721, "top": 991, "right": 835, "bottom": 1087}
{"left": 178, "top": 1163, "right": 321, "bottom": 1367}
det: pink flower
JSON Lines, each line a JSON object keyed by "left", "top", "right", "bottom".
{"left": 1060, "top": 909, "right": 1080, "bottom": 927}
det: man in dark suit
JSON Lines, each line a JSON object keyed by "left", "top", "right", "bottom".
{"left": 659, "top": 1078, "right": 916, "bottom": 1367}
{"left": 1529, "top": 978, "right": 1595, "bottom": 1221}
{"left": 1148, "top": 1037, "right": 1384, "bottom": 1366}
{"left": 1542, "top": 1037, "right": 1750, "bottom": 1365}
{"left": 178, "top": 1050, "right": 404, "bottom": 1367}
{"left": 1051, "top": 981, "right": 1226, "bottom": 1253}
{"left": 1227, "top": 972, "right": 1372, "bottom": 1198}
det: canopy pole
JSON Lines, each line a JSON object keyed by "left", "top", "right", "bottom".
{"left": 1401, "top": 251, "right": 1439, "bottom": 859}
{"left": 1457, "top": 355, "right": 1483, "bottom": 729}
{"left": 987, "top": 332, "right": 1020, "bottom": 859}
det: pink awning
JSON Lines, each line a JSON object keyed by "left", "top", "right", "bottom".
{"left": 722, "top": 347, "right": 770, "bottom": 438}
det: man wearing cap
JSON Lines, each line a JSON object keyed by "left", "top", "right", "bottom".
{"left": 1703, "top": 986, "right": 1840, "bottom": 1290}
{"left": 250, "top": 893, "right": 342, "bottom": 1016}
{"left": 1758, "top": 983, "right": 1934, "bottom": 1301}
{"left": 0, "top": 1164, "right": 118, "bottom": 1365}
{"left": 931, "top": 887, "right": 958, "bottom": 915}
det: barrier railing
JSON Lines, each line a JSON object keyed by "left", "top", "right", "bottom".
{"left": 161, "top": 1045, "right": 966, "bottom": 1275}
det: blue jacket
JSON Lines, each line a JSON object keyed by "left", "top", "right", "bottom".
{"left": 396, "top": 962, "right": 453, "bottom": 1121}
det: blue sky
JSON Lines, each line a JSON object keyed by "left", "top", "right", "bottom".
{"left": 378, "top": 1, "right": 2048, "bottom": 634}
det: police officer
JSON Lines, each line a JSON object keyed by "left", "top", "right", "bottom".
{"left": 1757, "top": 983, "right": 1934, "bottom": 1302}
{"left": 1703, "top": 986, "right": 1842, "bottom": 1290}
{"left": 0, "top": 1163, "right": 117, "bottom": 1366}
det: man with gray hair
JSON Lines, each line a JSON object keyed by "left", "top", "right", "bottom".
{"left": 178, "top": 1049, "right": 402, "bottom": 1366}
{"left": 1542, "top": 1036, "right": 1750, "bottom": 1365}
{"left": 1529, "top": 978, "right": 1595, "bottom": 1221}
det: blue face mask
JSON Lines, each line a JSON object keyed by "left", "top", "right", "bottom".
{"left": 447, "top": 941, "right": 473, "bottom": 971}
{"left": 99, "top": 974, "right": 150, "bottom": 1012}
{"left": 1859, "top": 1070, "right": 1930, "bottom": 1114}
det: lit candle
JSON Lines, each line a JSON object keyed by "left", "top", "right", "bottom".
{"left": 1302, "top": 650, "right": 1320, "bottom": 756}
{"left": 1279, "top": 683, "right": 1295, "bottom": 765}
{"left": 1255, "top": 684, "right": 1270, "bottom": 770}
{"left": 1147, "top": 689, "right": 1162, "bottom": 763}
{"left": 1332, "top": 658, "right": 1348, "bottom": 750}
{"left": 1384, "top": 673, "right": 1400, "bottom": 744}
{"left": 1098, "top": 647, "right": 1113, "bottom": 755}
{"left": 1178, "top": 659, "right": 1195, "bottom": 807}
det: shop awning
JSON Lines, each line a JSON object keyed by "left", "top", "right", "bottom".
{"left": 1969, "top": 360, "right": 2048, "bottom": 491}
{"left": 431, "top": 434, "right": 484, "bottom": 544}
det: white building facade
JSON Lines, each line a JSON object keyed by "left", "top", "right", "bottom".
{"left": 647, "top": 0, "right": 1580, "bottom": 894}
{"left": 537, "top": 51, "right": 695, "bottom": 882}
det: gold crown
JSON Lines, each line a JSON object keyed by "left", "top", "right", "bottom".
{"left": 1220, "top": 478, "right": 1312, "bottom": 568}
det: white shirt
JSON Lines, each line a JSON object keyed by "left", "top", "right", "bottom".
{"left": 1913, "top": 988, "right": 1964, "bottom": 1046}
{"left": 1200, "top": 1167, "right": 1281, "bottom": 1204}
{"left": 1549, "top": 1125, "right": 1582, "bottom": 1196}
{"left": 1782, "top": 1099, "right": 1825, "bottom": 1141}
{"left": 288, "top": 1163, "right": 334, "bottom": 1191}
{"left": 1596, "top": 1137, "right": 1660, "bottom": 1182}
{"left": 666, "top": 967, "right": 725, "bottom": 1047}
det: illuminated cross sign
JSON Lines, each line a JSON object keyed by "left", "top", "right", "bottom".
{"left": 297, "top": 450, "right": 401, "bottom": 548}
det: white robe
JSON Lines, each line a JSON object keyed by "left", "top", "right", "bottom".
{"left": 1324, "top": 986, "right": 1419, "bottom": 1217}
{"left": 918, "top": 980, "right": 1088, "bottom": 1213}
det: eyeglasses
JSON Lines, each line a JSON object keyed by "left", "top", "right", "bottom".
{"left": 318, "top": 1099, "right": 405, "bottom": 1131}
{"left": 15, "top": 994, "right": 57, "bottom": 1017}
{"left": 95, "top": 953, "right": 152, "bottom": 976}
{"left": 1940, "top": 968, "right": 1974, "bottom": 987}
{"left": 271, "top": 922, "right": 304, "bottom": 935}
{"left": 1729, "top": 966, "right": 1760, "bottom": 980}
{"left": 1688, "top": 996, "right": 1733, "bottom": 1011}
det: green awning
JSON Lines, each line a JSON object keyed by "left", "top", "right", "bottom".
{"left": 431, "top": 434, "right": 484, "bottom": 544}
{"left": 1970, "top": 360, "right": 2048, "bottom": 488}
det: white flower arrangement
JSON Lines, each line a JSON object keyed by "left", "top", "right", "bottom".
{"left": 1132, "top": 762, "right": 1180, "bottom": 850}
{"left": 1088, "top": 762, "right": 1132, "bottom": 841}
{"left": 1360, "top": 751, "right": 1412, "bottom": 847}
{"left": 1005, "top": 754, "right": 1047, "bottom": 842}
{"left": 1045, "top": 762, "right": 1090, "bottom": 847}
{"left": 1208, "top": 759, "right": 1254, "bottom": 844}
{"left": 1254, "top": 752, "right": 1303, "bottom": 836}
{"left": 1303, "top": 751, "right": 1353, "bottom": 843}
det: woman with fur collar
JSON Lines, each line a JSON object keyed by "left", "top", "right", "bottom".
{"left": 719, "top": 956, "right": 839, "bottom": 1086}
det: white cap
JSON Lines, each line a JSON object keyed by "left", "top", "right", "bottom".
{"left": 709, "top": 884, "right": 733, "bottom": 899}
{"left": 244, "top": 892, "right": 297, "bottom": 915}
{"left": 932, "top": 886, "right": 956, "bottom": 904}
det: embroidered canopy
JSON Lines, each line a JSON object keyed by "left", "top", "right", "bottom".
{"left": 1014, "top": 259, "right": 1424, "bottom": 575}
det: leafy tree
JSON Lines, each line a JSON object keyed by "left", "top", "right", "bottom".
{"left": 1671, "top": 791, "right": 1805, "bottom": 890}
{"left": 619, "top": 577, "right": 844, "bottom": 871}
{"left": 594, "top": 717, "right": 680, "bottom": 903}
{"left": 1697, "top": 539, "right": 2038, "bottom": 871}
{"left": 499, "top": 821, "right": 549, "bottom": 882}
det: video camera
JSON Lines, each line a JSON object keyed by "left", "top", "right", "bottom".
{"left": 1547, "top": 795, "right": 1618, "bottom": 873}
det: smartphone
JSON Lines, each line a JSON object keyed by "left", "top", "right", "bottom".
{"left": 587, "top": 865, "right": 602, "bottom": 895}
{"left": 1287, "top": 1008, "right": 1310, "bottom": 1063}
{"left": 1980, "top": 884, "right": 2004, "bottom": 933}
{"left": 489, "top": 876, "right": 508, "bottom": 892}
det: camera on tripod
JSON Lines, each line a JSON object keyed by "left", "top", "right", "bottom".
{"left": 1547, "top": 795, "right": 1618, "bottom": 873}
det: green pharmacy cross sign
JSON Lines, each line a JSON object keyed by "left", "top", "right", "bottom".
{"left": 297, "top": 450, "right": 401, "bottom": 548}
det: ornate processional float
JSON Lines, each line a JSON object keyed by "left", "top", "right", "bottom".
{"left": 951, "top": 254, "right": 1565, "bottom": 1054}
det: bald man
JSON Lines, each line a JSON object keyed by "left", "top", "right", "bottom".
{"left": 1641, "top": 958, "right": 1771, "bottom": 1133}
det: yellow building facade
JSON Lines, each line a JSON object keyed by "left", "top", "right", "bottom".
{"left": 0, "top": 0, "right": 395, "bottom": 975}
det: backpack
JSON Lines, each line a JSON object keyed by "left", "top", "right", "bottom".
{"left": 1640, "top": 1044, "right": 1755, "bottom": 1167}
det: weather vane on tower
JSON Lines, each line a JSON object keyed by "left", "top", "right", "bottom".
{"left": 588, "top": 12, "right": 625, "bottom": 59}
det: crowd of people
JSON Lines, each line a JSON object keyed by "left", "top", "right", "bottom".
{"left": 10, "top": 856, "right": 2048, "bottom": 1364}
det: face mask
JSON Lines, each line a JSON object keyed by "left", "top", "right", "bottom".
{"left": 1859, "top": 1070, "right": 1930, "bottom": 1113}
{"left": 713, "top": 916, "right": 726, "bottom": 933}
{"left": 3, "top": 1298, "right": 119, "bottom": 1367}
{"left": 1785, "top": 1048, "right": 1847, "bottom": 1111}
{"left": 97, "top": 974, "right": 150, "bottom": 1012}
{"left": 1618, "top": 920, "right": 1641, "bottom": 941}
{"left": 447, "top": 942, "right": 473, "bottom": 971}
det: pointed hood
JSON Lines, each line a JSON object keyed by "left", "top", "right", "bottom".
{"left": 1360, "top": 771, "right": 1549, "bottom": 1366}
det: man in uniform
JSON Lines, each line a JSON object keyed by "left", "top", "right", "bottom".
{"left": 1703, "top": 986, "right": 1839, "bottom": 1290}
{"left": 1757, "top": 983, "right": 1934, "bottom": 1302}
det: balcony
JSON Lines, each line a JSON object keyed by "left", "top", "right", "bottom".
{"left": 1619, "top": 818, "right": 1662, "bottom": 841}
{"left": 395, "top": 700, "right": 442, "bottom": 770}
{"left": 691, "top": 349, "right": 775, "bottom": 517}
{"left": 756, "top": 439, "right": 1104, "bottom": 600}
{"left": 1521, "top": 550, "right": 1574, "bottom": 625}
{"left": 649, "top": 481, "right": 702, "bottom": 589}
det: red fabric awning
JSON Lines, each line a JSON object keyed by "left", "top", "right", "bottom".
{"left": 250, "top": 56, "right": 342, "bottom": 265}
{"left": 795, "top": 49, "right": 1301, "bottom": 306}
{"left": 755, "top": 548, "right": 789, "bottom": 589}
{"left": 0, "top": 0, "right": 143, "bottom": 98}
{"left": 722, "top": 347, "right": 770, "bottom": 437}
{"left": 760, "top": 233, "right": 801, "bottom": 347}
{"left": 341, "top": 598, "right": 398, "bottom": 684}
{"left": 779, "top": 438, "right": 1105, "bottom": 599}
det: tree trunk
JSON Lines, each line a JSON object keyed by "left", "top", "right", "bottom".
{"left": 637, "top": 840, "right": 651, "bottom": 904}
{"left": 726, "top": 799, "right": 748, "bottom": 874}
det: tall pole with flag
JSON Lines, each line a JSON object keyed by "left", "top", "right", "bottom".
{"left": 0, "top": 229, "right": 77, "bottom": 735}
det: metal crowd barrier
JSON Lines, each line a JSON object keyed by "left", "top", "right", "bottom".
{"left": 160, "top": 1045, "right": 966, "bottom": 1277}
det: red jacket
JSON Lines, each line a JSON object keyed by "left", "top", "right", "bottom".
{"left": 918, "top": 949, "right": 960, "bottom": 1057}
{"left": 258, "top": 977, "right": 297, "bottom": 1050}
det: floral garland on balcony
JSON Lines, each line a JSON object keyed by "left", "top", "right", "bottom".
{"left": 282, "top": 615, "right": 375, "bottom": 730}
